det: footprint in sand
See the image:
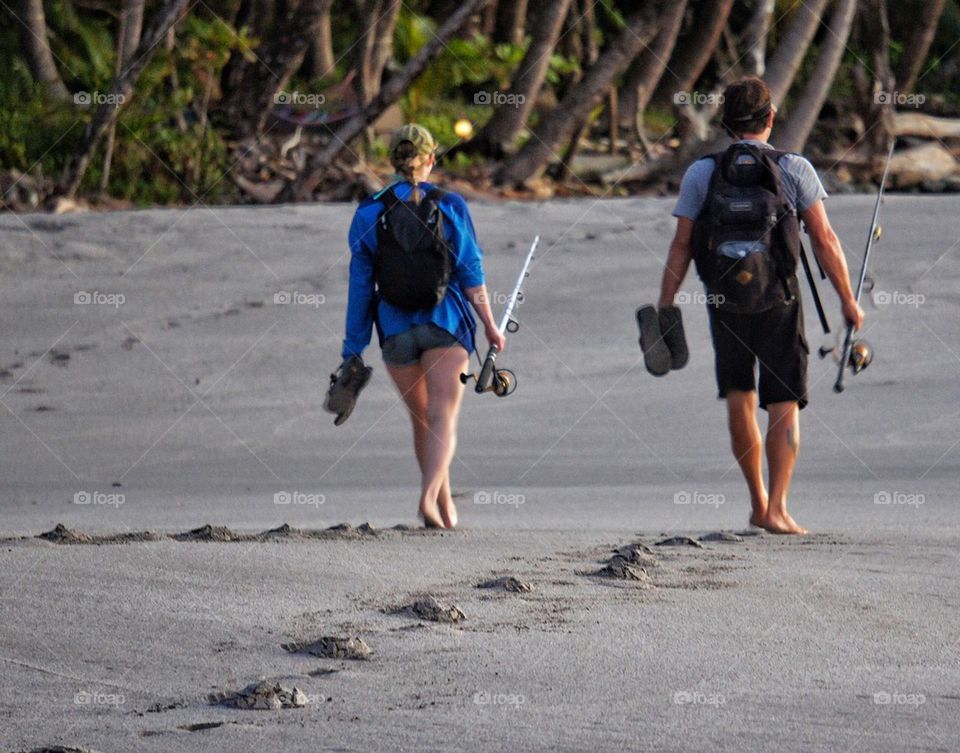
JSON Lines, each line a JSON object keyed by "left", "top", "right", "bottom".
{"left": 209, "top": 680, "right": 308, "bottom": 710}
{"left": 699, "top": 531, "right": 744, "bottom": 543}
{"left": 283, "top": 636, "right": 372, "bottom": 660}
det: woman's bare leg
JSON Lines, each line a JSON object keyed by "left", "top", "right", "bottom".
{"left": 384, "top": 361, "right": 444, "bottom": 527}
{"left": 420, "top": 346, "right": 469, "bottom": 528}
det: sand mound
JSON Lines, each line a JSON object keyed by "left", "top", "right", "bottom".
{"left": 476, "top": 576, "right": 534, "bottom": 593}
{"left": 173, "top": 524, "right": 237, "bottom": 542}
{"left": 34, "top": 525, "right": 159, "bottom": 545}
{"left": 397, "top": 596, "right": 465, "bottom": 623}
{"left": 210, "top": 680, "right": 308, "bottom": 710}
{"left": 38, "top": 524, "right": 91, "bottom": 544}
{"left": 613, "top": 544, "right": 659, "bottom": 567}
{"left": 593, "top": 556, "right": 654, "bottom": 585}
{"left": 655, "top": 536, "right": 704, "bottom": 548}
{"left": 283, "top": 636, "right": 372, "bottom": 660}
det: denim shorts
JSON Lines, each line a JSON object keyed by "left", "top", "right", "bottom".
{"left": 382, "top": 323, "right": 463, "bottom": 367}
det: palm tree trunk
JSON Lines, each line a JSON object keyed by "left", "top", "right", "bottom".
{"left": 495, "top": 0, "right": 668, "bottom": 186}
{"left": 894, "top": 0, "right": 945, "bottom": 93}
{"left": 740, "top": 0, "right": 775, "bottom": 76}
{"left": 763, "top": 0, "right": 830, "bottom": 106}
{"left": 651, "top": 0, "right": 733, "bottom": 108}
{"left": 470, "top": 0, "right": 573, "bottom": 157}
{"left": 18, "top": 0, "right": 69, "bottom": 99}
{"left": 776, "top": 0, "right": 858, "bottom": 153}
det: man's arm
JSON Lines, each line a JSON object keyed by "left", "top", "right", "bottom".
{"left": 657, "top": 217, "right": 695, "bottom": 309}
{"left": 799, "top": 200, "right": 864, "bottom": 330}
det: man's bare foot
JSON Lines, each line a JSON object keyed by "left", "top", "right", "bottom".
{"left": 438, "top": 498, "right": 458, "bottom": 529}
{"left": 762, "top": 510, "right": 808, "bottom": 534}
{"left": 419, "top": 503, "right": 445, "bottom": 529}
{"left": 749, "top": 514, "right": 767, "bottom": 528}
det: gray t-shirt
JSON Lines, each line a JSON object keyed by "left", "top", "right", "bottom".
{"left": 672, "top": 139, "right": 828, "bottom": 220}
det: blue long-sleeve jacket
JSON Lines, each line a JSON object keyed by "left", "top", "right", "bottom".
{"left": 341, "top": 181, "right": 485, "bottom": 360}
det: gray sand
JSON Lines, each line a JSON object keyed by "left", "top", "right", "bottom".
{"left": 1, "top": 197, "right": 958, "bottom": 751}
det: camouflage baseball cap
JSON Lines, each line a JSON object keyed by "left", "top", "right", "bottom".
{"left": 390, "top": 123, "right": 437, "bottom": 156}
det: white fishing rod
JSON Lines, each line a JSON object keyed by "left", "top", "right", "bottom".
{"left": 461, "top": 234, "right": 539, "bottom": 396}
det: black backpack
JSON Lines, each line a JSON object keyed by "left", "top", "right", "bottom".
{"left": 374, "top": 185, "right": 452, "bottom": 311}
{"left": 692, "top": 143, "right": 802, "bottom": 314}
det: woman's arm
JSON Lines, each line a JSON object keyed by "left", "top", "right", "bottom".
{"left": 342, "top": 212, "right": 377, "bottom": 359}
{"left": 464, "top": 285, "right": 506, "bottom": 351}
{"left": 443, "top": 195, "right": 505, "bottom": 351}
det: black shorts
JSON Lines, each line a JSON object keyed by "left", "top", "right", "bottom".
{"left": 707, "top": 293, "right": 809, "bottom": 410}
{"left": 381, "top": 323, "right": 462, "bottom": 367}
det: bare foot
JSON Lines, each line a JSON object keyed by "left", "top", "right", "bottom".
{"left": 438, "top": 498, "right": 458, "bottom": 529}
{"left": 419, "top": 503, "right": 445, "bottom": 529}
{"left": 762, "top": 510, "right": 808, "bottom": 535}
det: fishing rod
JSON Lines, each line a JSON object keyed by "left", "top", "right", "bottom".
{"left": 461, "top": 234, "right": 539, "bottom": 397}
{"left": 799, "top": 238, "right": 830, "bottom": 335}
{"left": 827, "top": 140, "right": 895, "bottom": 393}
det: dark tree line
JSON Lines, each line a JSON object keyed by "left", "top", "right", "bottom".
{"left": 7, "top": 0, "right": 956, "bottom": 204}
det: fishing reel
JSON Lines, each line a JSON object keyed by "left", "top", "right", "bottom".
{"left": 819, "top": 335, "right": 874, "bottom": 375}
{"left": 460, "top": 365, "right": 517, "bottom": 397}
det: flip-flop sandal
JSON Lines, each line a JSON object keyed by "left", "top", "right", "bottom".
{"left": 324, "top": 357, "right": 373, "bottom": 426}
{"left": 658, "top": 304, "right": 689, "bottom": 370}
{"left": 636, "top": 305, "right": 671, "bottom": 377}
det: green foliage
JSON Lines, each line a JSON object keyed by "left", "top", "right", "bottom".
{"left": 0, "top": 76, "right": 83, "bottom": 173}
{"left": 47, "top": 0, "right": 115, "bottom": 88}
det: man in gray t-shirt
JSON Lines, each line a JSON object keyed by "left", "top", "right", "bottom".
{"left": 654, "top": 76, "right": 864, "bottom": 535}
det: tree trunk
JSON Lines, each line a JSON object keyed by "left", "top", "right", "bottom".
{"left": 353, "top": 0, "right": 402, "bottom": 105}
{"left": 100, "top": 0, "right": 147, "bottom": 192}
{"left": 493, "top": 0, "right": 527, "bottom": 45}
{"left": 469, "top": 0, "right": 573, "bottom": 157}
{"left": 58, "top": 0, "right": 193, "bottom": 198}
{"left": 763, "top": 0, "right": 830, "bottom": 106}
{"left": 651, "top": 0, "right": 733, "bottom": 108}
{"left": 740, "top": 0, "right": 775, "bottom": 76}
{"left": 120, "top": 0, "right": 145, "bottom": 65}
{"left": 219, "top": 0, "right": 334, "bottom": 137}
{"left": 18, "top": 0, "right": 69, "bottom": 99}
{"left": 622, "top": 0, "right": 687, "bottom": 139}
{"left": 858, "top": 0, "right": 896, "bottom": 155}
{"left": 284, "top": 0, "right": 489, "bottom": 200}
{"left": 220, "top": 0, "right": 270, "bottom": 95}
{"left": 894, "top": 0, "right": 945, "bottom": 94}
{"left": 776, "top": 0, "right": 857, "bottom": 153}
{"left": 495, "top": 0, "right": 669, "bottom": 186}
{"left": 308, "top": 7, "right": 336, "bottom": 79}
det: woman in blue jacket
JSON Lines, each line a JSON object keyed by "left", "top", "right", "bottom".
{"left": 341, "top": 124, "right": 505, "bottom": 528}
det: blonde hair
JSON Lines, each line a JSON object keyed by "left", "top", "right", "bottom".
{"left": 390, "top": 141, "right": 432, "bottom": 203}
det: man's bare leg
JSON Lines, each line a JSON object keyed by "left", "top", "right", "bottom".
{"left": 726, "top": 390, "right": 768, "bottom": 527}
{"left": 764, "top": 401, "right": 807, "bottom": 534}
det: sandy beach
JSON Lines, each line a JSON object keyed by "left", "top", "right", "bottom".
{"left": 2, "top": 196, "right": 958, "bottom": 752}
